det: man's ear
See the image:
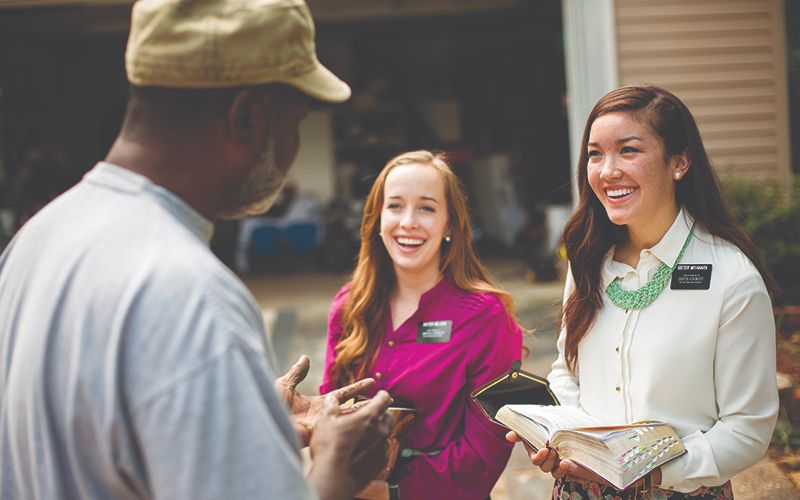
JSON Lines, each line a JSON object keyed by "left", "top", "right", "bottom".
{"left": 227, "top": 88, "right": 270, "bottom": 161}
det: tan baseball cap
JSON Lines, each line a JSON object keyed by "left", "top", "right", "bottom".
{"left": 125, "top": 0, "right": 351, "bottom": 103}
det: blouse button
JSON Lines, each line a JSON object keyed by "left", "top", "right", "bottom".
{"left": 387, "top": 340, "right": 395, "bottom": 347}
{"left": 615, "top": 386, "right": 621, "bottom": 392}
{"left": 375, "top": 372, "right": 382, "bottom": 380}
{"left": 615, "top": 346, "right": 620, "bottom": 353}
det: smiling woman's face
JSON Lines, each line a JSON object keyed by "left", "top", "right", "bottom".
{"left": 380, "top": 163, "right": 449, "bottom": 280}
{"left": 586, "top": 111, "right": 686, "bottom": 235}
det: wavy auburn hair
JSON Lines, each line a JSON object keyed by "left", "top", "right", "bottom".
{"left": 330, "top": 150, "right": 517, "bottom": 386}
{"left": 561, "top": 85, "right": 778, "bottom": 373}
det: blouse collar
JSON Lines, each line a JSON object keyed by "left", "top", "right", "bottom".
{"left": 601, "top": 208, "right": 695, "bottom": 288}
{"left": 417, "top": 276, "right": 454, "bottom": 307}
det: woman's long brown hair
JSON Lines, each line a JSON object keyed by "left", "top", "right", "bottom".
{"left": 330, "top": 150, "right": 518, "bottom": 386}
{"left": 561, "top": 85, "right": 779, "bottom": 373}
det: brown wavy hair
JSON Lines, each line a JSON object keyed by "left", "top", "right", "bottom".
{"left": 330, "top": 150, "right": 518, "bottom": 386}
{"left": 561, "top": 85, "right": 779, "bottom": 373}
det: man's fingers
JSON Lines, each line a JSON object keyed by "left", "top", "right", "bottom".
{"left": 322, "top": 393, "right": 340, "bottom": 417}
{"left": 344, "top": 390, "right": 393, "bottom": 426}
{"left": 362, "top": 390, "right": 393, "bottom": 416}
{"left": 378, "top": 410, "right": 393, "bottom": 434}
{"left": 331, "top": 377, "right": 375, "bottom": 402}
{"left": 349, "top": 427, "right": 389, "bottom": 464}
{"left": 281, "top": 355, "right": 310, "bottom": 387}
{"left": 340, "top": 399, "right": 370, "bottom": 415}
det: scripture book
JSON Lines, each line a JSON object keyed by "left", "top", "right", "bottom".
{"left": 495, "top": 404, "right": 686, "bottom": 490}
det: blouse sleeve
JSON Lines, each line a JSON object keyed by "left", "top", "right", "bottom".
{"left": 319, "top": 285, "right": 350, "bottom": 395}
{"left": 399, "top": 299, "right": 522, "bottom": 499}
{"left": 659, "top": 273, "right": 779, "bottom": 492}
{"left": 547, "top": 266, "right": 581, "bottom": 407}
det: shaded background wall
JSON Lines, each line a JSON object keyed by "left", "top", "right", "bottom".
{"left": 0, "top": 0, "right": 797, "bottom": 271}
{"left": 0, "top": 0, "right": 572, "bottom": 269}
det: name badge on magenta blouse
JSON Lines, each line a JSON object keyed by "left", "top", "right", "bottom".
{"left": 416, "top": 320, "right": 453, "bottom": 343}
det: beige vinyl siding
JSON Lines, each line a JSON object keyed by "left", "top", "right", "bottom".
{"left": 615, "top": 0, "right": 791, "bottom": 181}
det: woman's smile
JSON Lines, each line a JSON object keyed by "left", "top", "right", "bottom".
{"left": 380, "top": 163, "right": 449, "bottom": 280}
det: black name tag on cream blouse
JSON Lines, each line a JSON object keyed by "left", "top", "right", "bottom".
{"left": 671, "top": 264, "right": 712, "bottom": 290}
{"left": 417, "top": 320, "right": 453, "bottom": 343}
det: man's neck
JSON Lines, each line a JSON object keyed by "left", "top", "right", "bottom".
{"left": 106, "top": 136, "right": 226, "bottom": 220}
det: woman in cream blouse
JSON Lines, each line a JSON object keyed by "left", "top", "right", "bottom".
{"left": 509, "top": 85, "right": 779, "bottom": 499}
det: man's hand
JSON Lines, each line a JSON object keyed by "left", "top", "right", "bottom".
{"left": 308, "top": 391, "right": 393, "bottom": 500}
{"left": 354, "top": 480, "right": 390, "bottom": 500}
{"left": 275, "top": 355, "right": 376, "bottom": 446}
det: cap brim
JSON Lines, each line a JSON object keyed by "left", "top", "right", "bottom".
{"left": 283, "top": 62, "right": 351, "bottom": 104}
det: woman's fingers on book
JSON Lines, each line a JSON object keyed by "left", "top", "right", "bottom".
{"left": 506, "top": 431, "right": 538, "bottom": 456}
{"left": 533, "top": 448, "right": 561, "bottom": 473}
{"left": 558, "top": 459, "right": 614, "bottom": 488}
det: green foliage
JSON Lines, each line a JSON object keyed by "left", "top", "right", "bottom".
{"left": 723, "top": 176, "right": 800, "bottom": 305}
{"left": 772, "top": 407, "right": 800, "bottom": 454}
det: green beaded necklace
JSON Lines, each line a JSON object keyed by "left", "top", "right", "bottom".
{"left": 605, "top": 224, "right": 694, "bottom": 311}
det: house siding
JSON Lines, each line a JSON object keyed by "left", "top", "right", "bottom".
{"left": 615, "top": 0, "right": 791, "bottom": 181}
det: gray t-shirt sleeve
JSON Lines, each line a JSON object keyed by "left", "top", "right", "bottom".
{"left": 128, "top": 343, "right": 316, "bottom": 500}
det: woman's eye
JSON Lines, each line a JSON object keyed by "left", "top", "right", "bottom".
{"left": 621, "top": 146, "right": 639, "bottom": 154}
{"left": 386, "top": 203, "right": 401, "bottom": 210}
{"left": 587, "top": 150, "right": 601, "bottom": 159}
{"left": 420, "top": 206, "right": 435, "bottom": 213}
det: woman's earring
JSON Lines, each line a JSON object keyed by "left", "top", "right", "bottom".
{"left": 674, "top": 171, "right": 682, "bottom": 179}
{"left": 444, "top": 235, "right": 451, "bottom": 243}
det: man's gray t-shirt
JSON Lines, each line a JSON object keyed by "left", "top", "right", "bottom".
{"left": 0, "top": 163, "right": 315, "bottom": 499}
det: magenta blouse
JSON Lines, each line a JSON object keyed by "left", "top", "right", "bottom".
{"left": 320, "top": 279, "right": 522, "bottom": 499}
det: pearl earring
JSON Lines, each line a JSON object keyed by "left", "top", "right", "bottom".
{"left": 674, "top": 171, "right": 681, "bottom": 179}
{"left": 444, "top": 235, "right": 451, "bottom": 243}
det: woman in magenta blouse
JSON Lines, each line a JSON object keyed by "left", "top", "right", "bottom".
{"left": 320, "top": 150, "right": 523, "bottom": 499}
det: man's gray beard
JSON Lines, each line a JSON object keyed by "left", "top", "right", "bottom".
{"left": 219, "top": 140, "right": 287, "bottom": 220}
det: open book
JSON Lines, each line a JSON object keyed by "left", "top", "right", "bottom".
{"left": 496, "top": 405, "right": 686, "bottom": 490}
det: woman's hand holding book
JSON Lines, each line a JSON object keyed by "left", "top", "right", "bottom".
{"left": 507, "top": 430, "right": 625, "bottom": 489}
{"left": 506, "top": 431, "right": 562, "bottom": 474}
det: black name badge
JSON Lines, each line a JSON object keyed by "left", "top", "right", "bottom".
{"left": 416, "top": 320, "right": 453, "bottom": 344}
{"left": 671, "top": 264, "right": 712, "bottom": 290}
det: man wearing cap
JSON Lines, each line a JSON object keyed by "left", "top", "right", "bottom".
{"left": 0, "top": 1, "right": 391, "bottom": 499}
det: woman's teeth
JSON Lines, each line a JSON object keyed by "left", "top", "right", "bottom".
{"left": 397, "top": 237, "right": 424, "bottom": 247}
{"left": 607, "top": 187, "right": 636, "bottom": 199}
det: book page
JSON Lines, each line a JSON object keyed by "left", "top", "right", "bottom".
{"left": 503, "top": 405, "right": 603, "bottom": 437}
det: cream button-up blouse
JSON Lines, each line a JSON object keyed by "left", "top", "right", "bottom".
{"left": 548, "top": 208, "right": 779, "bottom": 493}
